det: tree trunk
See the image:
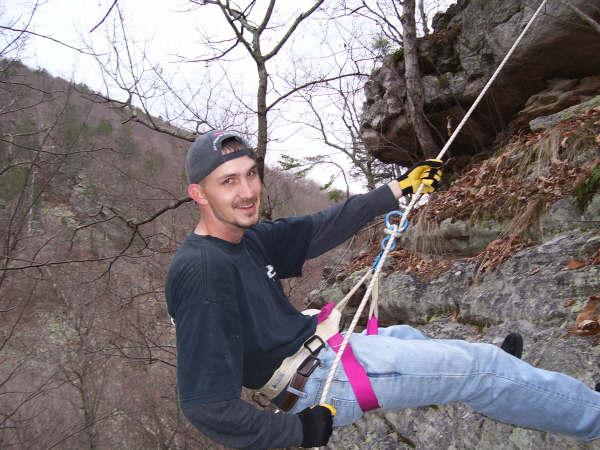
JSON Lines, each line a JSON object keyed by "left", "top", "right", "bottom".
{"left": 256, "top": 60, "right": 268, "bottom": 182}
{"left": 255, "top": 60, "right": 273, "bottom": 219}
{"left": 401, "top": 0, "right": 438, "bottom": 158}
{"left": 418, "top": 0, "right": 430, "bottom": 35}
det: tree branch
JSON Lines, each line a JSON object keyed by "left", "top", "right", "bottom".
{"left": 266, "top": 71, "right": 364, "bottom": 112}
{"left": 0, "top": 26, "right": 96, "bottom": 55}
{"left": 263, "top": 0, "right": 325, "bottom": 60}
{"left": 89, "top": 0, "right": 119, "bottom": 33}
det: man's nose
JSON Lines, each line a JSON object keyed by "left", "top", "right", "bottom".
{"left": 238, "top": 177, "right": 255, "bottom": 197}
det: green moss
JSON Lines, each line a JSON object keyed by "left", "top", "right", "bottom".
{"left": 573, "top": 165, "right": 600, "bottom": 211}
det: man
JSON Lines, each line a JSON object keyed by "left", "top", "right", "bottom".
{"left": 166, "top": 130, "right": 600, "bottom": 449}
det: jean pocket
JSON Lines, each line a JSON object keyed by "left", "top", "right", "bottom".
{"left": 331, "top": 396, "right": 363, "bottom": 427}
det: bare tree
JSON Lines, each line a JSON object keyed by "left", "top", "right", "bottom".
{"left": 283, "top": 74, "right": 394, "bottom": 192}
{"left": 186, "top": 0, "right": 344, "bottom": 177}
{"left": 0, "top": 61, "right": 197, "bottom": 448}
{"left": 87, "top": 1, "right": 365, "bottom": 182}
{"left": 339, "top": 1, "right": 442, "bottom": 158}
{"left": 401, "top": 0, "right": 438, "bottom": 157}
{"left": 418, "top": 0, "right": 431, "bottom": 35}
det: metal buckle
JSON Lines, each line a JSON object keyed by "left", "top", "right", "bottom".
{"left": 297, "top": 355, "right": 320, "bottom": 378}
{"left": 303, "top": 335, "right": 325, "bottom": 356}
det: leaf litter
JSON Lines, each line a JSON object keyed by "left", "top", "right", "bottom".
{"left": 343, "top": 107, "right": 600, "bottom": 283}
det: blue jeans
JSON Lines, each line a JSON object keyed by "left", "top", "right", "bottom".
{"left": 287, "top": 325, "right": 600, "bottom": 441}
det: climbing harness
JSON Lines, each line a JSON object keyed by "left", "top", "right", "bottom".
{"left": 258, "top": 305, "right": 342, "bottom": 399}
{"left": 310, "top": 0, "right": 550, "bottom": 438}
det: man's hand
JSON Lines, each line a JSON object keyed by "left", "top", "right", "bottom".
{"left": 397, "top": 159, "right": 444, "bottom": 196}
{"left": 297, "top": 405, "right": 333, "bottom": 447}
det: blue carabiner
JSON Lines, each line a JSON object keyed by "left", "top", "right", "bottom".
{"left": 371, "top": 210, "right": 409, "bottom": 272}
{"left": 385, "top": 210, "right": 409, "bottom": 233}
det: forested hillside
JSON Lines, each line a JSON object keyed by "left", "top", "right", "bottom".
{"left": 0, "top": 59, "right": 336, "bottom": 449}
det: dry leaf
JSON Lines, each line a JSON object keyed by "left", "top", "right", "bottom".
{"left": 569, "top": 325, "right": 600, "bottom": 336}
{"left": 527, "top": 267, "right": 541, "bottom": 276}
{"left": 563, "top": 298, "right": 575, "bottom": 307}
{"left": 569, "top": 296, "right": 600, "bottom": 336}
{"left": 564, "top": 258, "right": 586, "bottom": 270}
{"left": 579, "top": 320, "right": 600, "bottom": 332}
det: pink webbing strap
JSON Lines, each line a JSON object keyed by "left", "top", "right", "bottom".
{"left": 317, "top": 302, "right": 335, "bottom": 324}
{"left": 327, "top": 333, "right": 380, "bottom": 412}
{"left": 366, "top": 316, "right": 379, "bottom": 335}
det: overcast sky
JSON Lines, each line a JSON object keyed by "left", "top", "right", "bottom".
{"left": 2, "top": 0, "right": 452, "bottom": 193}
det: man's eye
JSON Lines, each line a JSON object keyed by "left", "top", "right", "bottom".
{"left": 248, "top": 169, "right": 257, "bottom": 177}
{"left": 223, "top": 178, "right": 233, "bottom": 185}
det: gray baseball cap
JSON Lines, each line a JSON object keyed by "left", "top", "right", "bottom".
{"left": 185, "top": 130, "right": 256, "bottom": 184}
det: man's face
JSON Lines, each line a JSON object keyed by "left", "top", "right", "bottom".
{"left": 195, "top": 156, "right": 262, "bottom": 233}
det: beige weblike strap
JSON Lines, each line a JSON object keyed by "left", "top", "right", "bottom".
{"left": 258, "top": 307, "right": 342, "bottom": 399}
{"left": 368, "top": 274, "right": 379, "bottom": 320}
{"left": 333, "top": 270, "right": 372, "bottom": 313}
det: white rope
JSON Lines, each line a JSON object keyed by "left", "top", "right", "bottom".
{"left": 333, "top": 270, "right": 371, "bottom": 312}
{"left": 438, "top": 0, "right": 548, "bottom": 162}
{"left": 399, "top": 0, "right": 548, "bottom": 230}
{"left": 314, "top": 0, "right": 549, "bottom": 431}
{"left": 318, "top": 224, "right": 399, "bottom": 407}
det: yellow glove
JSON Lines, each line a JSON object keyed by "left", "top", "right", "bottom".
{"left": 320, "top": 403, "right": 337, "bottom": 416}
{"left": 397, "top": 159, "right": 444, "bottom": 196}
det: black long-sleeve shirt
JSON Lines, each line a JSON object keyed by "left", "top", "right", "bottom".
{"left": 165, "top": 184, "right": 397, "bottom": 449}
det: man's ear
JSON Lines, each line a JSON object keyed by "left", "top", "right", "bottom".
{"left": 188, "top": 183, "right": 208, "bottom": 205}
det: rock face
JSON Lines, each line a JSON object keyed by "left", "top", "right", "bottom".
{"left": 361, "top": 0, "right": 600, "bottom": 168}
{"left": 393, "top": 192, "right": 600, "bottom": 257}
{"left": 308, "top": 195, "right": 600, "bottom": 449}
{"left": 529, "top": 93, "right": 600, "bottom": 131}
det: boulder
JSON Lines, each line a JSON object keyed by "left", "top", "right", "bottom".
{"left": 361, "top": 0, "right": 600, "bottom": 168}
{"left": 520, "top": 81, "right": 600, "bottom": 130}
{"left": 528, "top": 93, "right": 600, "bottom": 131}
{"left": 397, "top": 217, "right": 505, "bottom": 257}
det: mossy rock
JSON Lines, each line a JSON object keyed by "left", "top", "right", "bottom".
{"left": 529, "top": 95, "right": 600, "bottom": 131}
